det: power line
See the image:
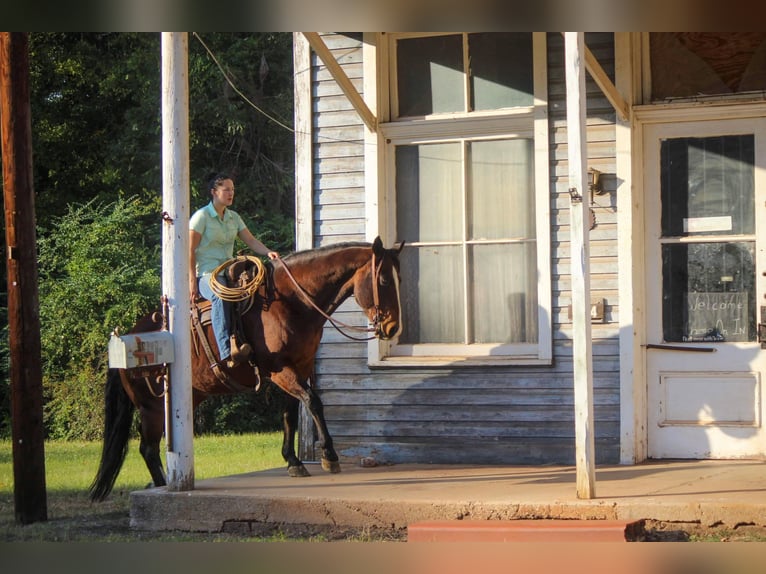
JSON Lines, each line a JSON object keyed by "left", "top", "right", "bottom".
{"left": 192, "top": 32, "right": 295, "bottom": 134}
{"left": 192, "top": 32, "right": 370, "bottom": 149}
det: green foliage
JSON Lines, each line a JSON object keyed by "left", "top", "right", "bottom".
{"left": 0, "top": 312, "right": 8, "bottom": 438}
{"left": 194, "top": 386, "right": 286, "bottom": 435}
{"left": 28, "top": 33, "right": 164, "bottom": 219}
{"left": 38, "top": 198, "right": 161, "bottom": 376}
{"left": 37, "top": 198, "right": 161, "bottom": 439}
{"left": 187, "top": 32, "right": 296, "bottom": 253}
{"left": 43, "top": 364, "right": 114, "bottom": 441}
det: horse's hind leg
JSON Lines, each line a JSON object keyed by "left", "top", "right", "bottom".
{"left": 282, "top": 396, "right": 311, "bottom": 477}
{"left": 138, "top": 404, "right": 167, "bottom": 488}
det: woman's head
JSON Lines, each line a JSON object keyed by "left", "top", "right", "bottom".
{"left": 208, "top": 172, "right": 233, "bottom": 192}
{"left": 207, "top": 173, "right": 235, "bottom": 207}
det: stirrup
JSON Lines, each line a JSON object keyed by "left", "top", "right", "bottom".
{"left": 229, "top": 335, "right": 252, "bottom": 362}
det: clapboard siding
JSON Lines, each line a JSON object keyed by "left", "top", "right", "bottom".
{"left": 305, "top": 32, "right": 621, "bottom": 465}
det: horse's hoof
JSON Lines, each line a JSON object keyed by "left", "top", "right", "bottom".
{"left": 288, "top": 464, "right": 311, "bottom": 477}
{"left": 321, "top": 458, "right": 341, "bottom": 473}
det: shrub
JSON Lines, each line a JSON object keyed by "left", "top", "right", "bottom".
{"left": 38, "top": 197, "right": 161, "bottom": 439}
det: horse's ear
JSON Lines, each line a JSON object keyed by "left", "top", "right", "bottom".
{"left": 372, "top": 236, "right": 384, "bottom": 255}
{"left": 394, "top": 240, "right": 405, "bottom": 254}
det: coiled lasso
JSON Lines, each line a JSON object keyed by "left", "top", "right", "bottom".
{"left": 209, "top": 255, "right": 267, "bottom": 302}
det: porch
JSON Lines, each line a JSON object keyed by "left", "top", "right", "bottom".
{"left": 130, "top": 458, "right": 766, "bottom": 538}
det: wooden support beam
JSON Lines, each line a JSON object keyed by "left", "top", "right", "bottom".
{"left": 564, "top": 32, "right": 597, "bottom": 500}
{"left": 559, "top": 32, "right": 630, "bottom": 121}
{"left": 583, "top": 43, "right": 630, "bottom": 121}
{"left": 302, "top": 32, "right": 377, "bottom": 133}
{"left": 160, "top": 32, "right": 194, "bottom": 492}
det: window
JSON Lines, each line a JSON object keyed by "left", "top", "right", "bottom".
{"left": 377, "top": 33, "right": 552, "bottom": 365}
{"left": 395, "top": 33, "right": 534, "bottom": 116}
{"left": 659, "top": 135, "right": 756, "bottom": 343}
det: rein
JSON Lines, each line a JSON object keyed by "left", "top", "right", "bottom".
{"left": 275, "top": 253, "right": 383, "bottom": 342}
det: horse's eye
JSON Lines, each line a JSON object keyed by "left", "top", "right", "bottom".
{"left": 379, "top": 275, "right": 389, "bottom": 286}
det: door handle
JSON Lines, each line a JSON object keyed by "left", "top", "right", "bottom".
{"left": 761, "top": 306, "right": 766, "bottom": 349}
{"left": 645, "top": 344, "right": 716, "bottom": 353}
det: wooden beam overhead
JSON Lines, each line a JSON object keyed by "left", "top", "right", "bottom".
{"left": 560, "top": 33, "right": 630, "bottom": 121}
{"left": 302, "top": 32, "right": 378, "bottom": 133}
{"left": 583, "top": 43, "right": 630, "bottom": 121}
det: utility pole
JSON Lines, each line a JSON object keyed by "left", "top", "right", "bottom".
{"left": 0, "top": 32, "right": 48, "bottom": 524}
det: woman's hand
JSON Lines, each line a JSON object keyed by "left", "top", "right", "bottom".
{"left": 189, "top": 276, "right": 199, "bottom": 304}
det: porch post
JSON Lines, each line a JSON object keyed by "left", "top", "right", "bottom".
{"left": 161, "top": 32, "right": 194, "bottom": 491}
{"left": 564, "top": 32, "right": 596, "bottom": 499}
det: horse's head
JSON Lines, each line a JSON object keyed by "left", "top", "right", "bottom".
{"left": 353, "top": 236, "right": 404, "bottom": 340}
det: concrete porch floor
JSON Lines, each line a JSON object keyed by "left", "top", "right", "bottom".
{"left": 130, "top": 459, "right": 766, "bottom": 535}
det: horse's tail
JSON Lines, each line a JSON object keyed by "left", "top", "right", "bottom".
{"left": 89, "top": 368, "right": 135, "bottom": 502}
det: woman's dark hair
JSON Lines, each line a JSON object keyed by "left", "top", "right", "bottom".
{"left": 206, "top": 172, "right": 232, "bottom": 192}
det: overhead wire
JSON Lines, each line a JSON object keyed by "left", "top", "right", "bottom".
{"left": 192, "top": 32, "right": 367, "bottom": 149}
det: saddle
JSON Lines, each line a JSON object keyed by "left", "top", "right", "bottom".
{"left": 190, "top": 257, "right": 272, "bottom": 392}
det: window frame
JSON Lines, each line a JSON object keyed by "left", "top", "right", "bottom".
{"left": 365, "top": 32, "right": 552, "bottom": 366}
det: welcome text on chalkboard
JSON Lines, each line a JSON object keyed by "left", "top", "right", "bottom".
{"left": 684, "top": 292, "right": 749, "bottom": 342}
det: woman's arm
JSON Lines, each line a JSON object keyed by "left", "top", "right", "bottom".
{"left": 189, "top": 229, "right": 202, "bottom": 302}
{"left": 239, "top": 228, "right": 279, "bottom": 260}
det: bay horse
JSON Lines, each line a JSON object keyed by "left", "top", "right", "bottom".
{"left": 89, "top": 237, "right": 403, "bottom": 501}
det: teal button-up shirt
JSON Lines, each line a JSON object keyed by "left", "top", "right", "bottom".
{"left": 190, "top": 202, "right": 246, "bottom": 276}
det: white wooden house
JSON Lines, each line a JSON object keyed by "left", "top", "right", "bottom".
{"left": 293, "top": 32, "right": 766, "bottom": 467}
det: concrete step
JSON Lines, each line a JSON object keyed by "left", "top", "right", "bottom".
{"left": 407, "top": 519, "right": 646, "bottom": 542}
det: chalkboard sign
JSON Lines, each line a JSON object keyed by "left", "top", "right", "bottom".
{"left": 685, "top": 292, "right": 749, "bottom": 342}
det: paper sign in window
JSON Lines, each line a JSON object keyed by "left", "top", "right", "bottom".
{"left": 683, "top": 216, "right": 732, "bottom": 233}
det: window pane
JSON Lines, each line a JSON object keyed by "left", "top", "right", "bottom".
{"left": 470, "top": 243, "right": 538, "bottom": 344}
{"left": 396, "top": 143, "right": 463, "bottom": 242}
{"left": 399, "top": 245, "right": 464, "bottom": 344}
{"left": 660, "top": 135, "right": 754, "bottom": 237}
{"left": 397, "top": 35, "right": 464, "bottom": 116}
{"left": 469, "top": 139, "right": 535, "bottom": 240}
{"left": 469, "top": 33, "right": 533, "bottom": 110}
{"left": 662, "top": 242, "right": 755, "bottom": 342}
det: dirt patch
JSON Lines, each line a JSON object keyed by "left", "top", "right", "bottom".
{"left": 642, "top": 520, "right": 766, "bottom": 542}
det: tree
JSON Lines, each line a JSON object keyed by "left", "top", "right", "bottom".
{"left": 0, "top": 33, "right": 296, "bottom": 438}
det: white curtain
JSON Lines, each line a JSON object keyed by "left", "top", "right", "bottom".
{"left": 397, "top": 138, "right": 537, "bottom": 344}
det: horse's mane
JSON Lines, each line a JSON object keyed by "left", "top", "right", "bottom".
{"left": 281, "top": 241, "right": 371, "bottom": 266}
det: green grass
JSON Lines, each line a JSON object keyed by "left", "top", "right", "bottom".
{"left": 0, "top": 432, "right": 284, "bottom": 493}
{"left": 0, "top": 432, "right": 288, "bottom": 541}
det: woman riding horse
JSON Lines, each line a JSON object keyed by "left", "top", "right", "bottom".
{"left": 90, "top": 237, "right": 403, "bottom": 501}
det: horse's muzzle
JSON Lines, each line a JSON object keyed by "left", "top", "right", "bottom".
{"left": 377, "top": 319, "right": 401, "bottom": 340}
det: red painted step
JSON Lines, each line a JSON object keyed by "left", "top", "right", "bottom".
{"left": 407, "top": 519, "right": 645, "bottom": 542}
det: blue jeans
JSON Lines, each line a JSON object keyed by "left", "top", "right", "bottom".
{"left": 198, "top": 273, "right": 231, "bottom": 361}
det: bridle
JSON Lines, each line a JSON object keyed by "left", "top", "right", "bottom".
{"left": 276, "top": 252, "right": 386, "bottom": 342}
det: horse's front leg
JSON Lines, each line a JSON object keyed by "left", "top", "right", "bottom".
{"left": 272, "top": 370, "right": 341, "bottom": 474}
{"left": 301, "top": 384, "right": 340, "bottom": 473}
{"left": 282, "top": 395, "right": 311, "bottom": 477}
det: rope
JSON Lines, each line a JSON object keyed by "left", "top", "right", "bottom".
{"left": 209, "top": 255, "right": 267, "bottom": 302}
{"left": 275, "top": 255, "right": 379, "bottom": 341}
